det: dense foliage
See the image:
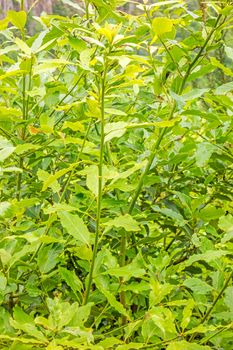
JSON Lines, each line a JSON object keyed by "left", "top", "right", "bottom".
{"left": 0, "top": 1, "right": 233, "bottom": 349}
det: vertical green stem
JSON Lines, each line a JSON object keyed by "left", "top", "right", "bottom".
{"left": 85, "top": 0, "right": 90, "bottom": 21}
{"left": 84, "top": 62, "right": 107, "bottom": 305}
{"left": 20, "top": 0, "right": 25, "bottom": 11}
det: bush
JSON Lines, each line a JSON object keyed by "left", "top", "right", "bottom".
{"left": 0, "top": 1, "right": 232, "bottom": 349}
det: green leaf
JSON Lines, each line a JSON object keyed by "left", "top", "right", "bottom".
{"left": 37, "top": 244, "right": 62, "bottom": 274}
{"left": 15, "top": 143, "right": 40, "bottom": 155}
{"left": 11, "top": 306, "right": 46, "bottom": 341}
{"left": 106, "top": 256, "right": 145, "bottom": 281}
{"left": 104, "top": 214, "right": 140, "bottom": 231}
{"left": 195, "top": 142, "right": 215, "bottom": 167}
{"left": 183, "top": 278, "right": 213, "bottom": 294}
{"left": 0, "top": 202, "right": 11, "bottom": 217}
{"left": 181, "top": 299, "right": 194, "bottom": 330}
{"left": 15, "top": 37, "right": 31, "bottom": 56}
{"left": 116, "top": 344, "right": 144, "bottom": 350}
{"left": 215, "top": 81, "right": 233, "bottom": 95}
{"left": 0, "top": 18, "right": 9, "bottom": 30}
{"left": 198, "top": 205, "right": 224, "bottom": 221}
{"left": 41, "top": 165, "right": 74, "bottom": 192}
{"left": 95, "top": 279, "right": 129, "bottom": 318}
{"left": 97, "top": 337, "right": 122, "bottom": 348}
{"left": 186, "top": 250, "right": 228, "bottom": 266}
{"left": 182, "top": 88, "right": 209, "bottom": 101}
{"left": 59, "top": 267, "right": 83, "bottom": 295}
{"left": 150, "top": 280, "right": 173, "bottom": 306}
{"left": 62, "top": 121, "right": 84, "bottom": 132}
{"left": 7, "top": 11, "right": 27, "bottom": 30}
{"left": 167, "top": 341, "right": 211, "bottom": 350}
{"left": 58, "top": 211, "right": 91, "bottom": 245}
{"left": 152, "top": 205, "right": 186, "bottom": 226}
{"left": 224, "top": 286, "right": 233, "bottom": 313}
{"left": 219, "top": 215, "right": 233, "bottom": 243}
{"left": 210, "top": 57, "right": 233, "bottom": 77}
{"left": 225, "top": 45, "right": 233, "bottom": 60}
{"left": 152, "top": 17, "right": 173, "bottom": 36}
{"left": 0, "top": 272, "right": 7, "bottom": 291}
{"left": 80, "top": 165, "right": 99, "bottom": 196}
{"left": 0, "top": 136, "right": 15, "bottom": 162}
{"left": 37, "top": 169, "right": 60, "bottom": 193}
{"left": 105, "top": 122, "right": 128, "bottom": 142}
{"left": 0, "top": 106, "right": 21, "bottom": 120}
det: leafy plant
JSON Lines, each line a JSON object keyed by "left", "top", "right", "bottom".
{"left": 0, "top": 0, "right": 232, "bottom": 349}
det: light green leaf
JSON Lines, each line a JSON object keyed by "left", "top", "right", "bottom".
{"left": 0, "top": 106, "right": 21, "bottom": 120}
{"left": 105, "top": 122, "right": 128, "bottom": 142}
{"left": 58, "top": 211, "right": 91, "bottom": 245}
{"left": 186, "top": 250, "right": 228, "bottom": 266}
{"left": 37, "top": 244, "right": 62, "bottom": 274}
{"left": 41, "top": 165, "right": 74, "bottom": 192}
{"left": 150, "top": 280, "right": 173, "bottom": 306}
{"left": 106, "top": 256, "right": 145, "bottom": 281}
{"left": 182, "top": 88, "right": 209, "bottom": 101}
{"left": 210, "top": 57, "right": 233, "bottom": 77}
{"left": 225, "top": 45, "right": 233, "bottom": 60}
{"left": 95, "top": 279, "right": 129, "bottom": 318}
{"left": 0, "top": 272, "right": 7, "bottom": 291}
{"left": 37, "top": 169, "right": 60, "bottom": 193}
{"left": 167, "top": 340, "right": 211, "bottom": 350}
{"left": 0, "top": 202, "right": 11, "bottom": 217}
{"left": 116, "top": 344, "right": 144, "bottom": 350}
{"left": 105, "top": 108, "right": 127, "bottom": 116}
{"left": 7, "top": 10, "right": 27, "bottom": 30}
{"left": 62, "top": 121, "right": 84, "bottom": 132}
{"left": 215, "top": 81, "right": 233, "bottom": 95}
{"left": 86, "top": 164, "right": 99, "bottom": 196}
{"left": 104, "top": 214, "right": 140, "bottom": 231}
{"left": 219, "top": 215, "right": 233, "bottom": 243}
{"left": 0, "top": 136, "right": 15, "bottom": 162}
{"left": 11, "top": 306, "right": 46, "bottom": 341}
{"left": 198, "top": 205, "right": 224, "bottom": 221}
{"left": 152, "top": 205, "right": 186, "bottom": 226}
{"left": 15, "top": 37, "right": 31, "bottom": 56}
{"left": 224, "top": 286, "right": 233, "bottom": 313}
{"left": 195, "top": 142, "right": 215, "bottom": 167}
{"left": 181, "top": 299, "right": 194, "bottom": 330}
{"left": 152, "top": 17, "right": 173, "bottom": 36}
{"left": 97, "top": 337, "right": 122, "bottom": 348}
{"left": 0, "top": 18, "right": 9, "bottom": 30}
{"left": 183, "top": 278, "right": 213, "bottom": 294}
{"left": 15, "top": 143, "right": 40, "bottom": 155}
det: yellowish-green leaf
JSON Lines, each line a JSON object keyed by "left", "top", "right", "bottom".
{"left": 8, "top": 10, "right": 27, "bottom": 30}
{"left": 104, "top": 214, "right": 140, "bottom": 232}
{"left": 181, "top": 299, "right": 194, "bottom": 330}
{"left": 0, "top": 18, "right": 9, "bottom": 30}
{"left": 62, "top": 121, "right": 84, "bottom": 132}
{"left": 15, "top": 37, "right": 31, "bottom": 56}
{"left": 152, "top": 17, "right": 173, "bottom": 36}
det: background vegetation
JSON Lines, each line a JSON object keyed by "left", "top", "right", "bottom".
{"left": 0, "top": 0, "right": 233, "bottom": 349}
